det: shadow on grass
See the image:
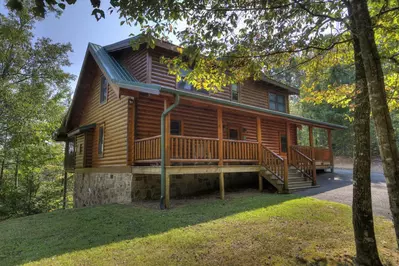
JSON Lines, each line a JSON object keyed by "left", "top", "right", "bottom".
{"left": 0, "top": 192, "right": 300, "bottom": 265}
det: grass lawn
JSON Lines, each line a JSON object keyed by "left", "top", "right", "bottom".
{"left": 0, "top": 193, "right": 397, "bottom": 265}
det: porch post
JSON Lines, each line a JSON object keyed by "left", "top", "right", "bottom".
{"left": 309, "top": 126, "right": 314, "bottom": 159}
{"left": 164, "top": 99, "right": 171, "bottom": 166}
{"left": 327, "top": 129, "right": 334, "bottom": 172}
{"left": 286, "top": 121, "right": 291, "bottom": 164}
{"left": 256, "top": 117, "right": 263, "bottom": 191}
{"left": 217, "top": 107, "right": 224, "bottom": 199}
{"left": 309, "top": 126, "right": 316, "bottom": 185}
{"left": 164, "top": 99, "right": 171, "bottom": 208}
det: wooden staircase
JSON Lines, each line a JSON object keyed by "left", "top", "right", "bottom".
{"left": 260, "top": 145, "right": 317, "bottom": 193}
{"left": 259, "top": 168, "right": 284, "bottom": 193}
{"left": 287, "top": 166, "right": 314, "bottom": 191}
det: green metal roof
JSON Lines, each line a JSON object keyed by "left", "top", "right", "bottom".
{"left": 88, "top": 43, "right": 160, "bottom": 95}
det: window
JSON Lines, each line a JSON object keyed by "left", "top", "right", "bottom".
{"left": 280, "top": 135, "right": 287, "bottom": 153}
{"left": 228, "top": 128, "right": 239, "bottom": 140}
{"left": 98, "top": 125, "right": 104, "bottom": 156}
{"left": 100, "top": 76, "right": 108, "bottom": 104}
{"left": 171, "top": 120, "right": 181, "bottom": 135}
{"left": 269, "top": 93, "right": 286, "bottom": 112}
{"left": 79, "top": 144, "right": 83, "bottom": 155}
{"left": 231, "top": 84, "right": 239, "bottom": 102}
{"left": 177, "top": 70, "right": 209, "bottom": 95}
{"left": 68, "top": 140, "right": 75, "bottom": 155}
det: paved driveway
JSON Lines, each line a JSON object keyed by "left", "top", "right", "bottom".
{"left": 295, "top": 169, "right": 392, "bottom": 219}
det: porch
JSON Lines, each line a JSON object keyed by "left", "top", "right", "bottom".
{"left": 131, "top": 105, "right": 334, "bottom": 208}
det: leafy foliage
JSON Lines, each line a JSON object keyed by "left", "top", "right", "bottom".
{"left": 0, "top": 9, "right": 74, "bottom": 219}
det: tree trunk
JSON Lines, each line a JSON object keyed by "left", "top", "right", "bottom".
{"left": 351, "top": 0, "right": 399, "bottom": 248}
{"left": 348, "top": 4, "right": 382, "bottom": 264}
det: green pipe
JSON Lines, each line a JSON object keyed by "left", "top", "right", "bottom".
{"left": 160, "top": 94, "right": 180, "bottom": 209}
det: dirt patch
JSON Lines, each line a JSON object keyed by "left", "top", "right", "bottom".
{"left": 334, "top": 156, "right": 384, "bottom": 173}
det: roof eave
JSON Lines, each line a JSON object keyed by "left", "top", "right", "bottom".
{"left": 159, "top": 87, "right": 346, "bottom": 130}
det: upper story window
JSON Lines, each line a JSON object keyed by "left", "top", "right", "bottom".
{"left": 177, "top": 70, "right": 209, "bottom": 95}
{"left": 98, "top": 125, "right": 104, "bottom": 157}
{"left": 100, "top": 76, "right": 108, "bottom": 104}
{"left": 231, "top": 84, "right": 239, "bottom": 102}
{"left": 269, "top": 93, "right": 286, "bottom": 112}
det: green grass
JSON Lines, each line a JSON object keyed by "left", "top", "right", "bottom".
{"left": 0, "top": 193, "right": 397, "bottom": 265}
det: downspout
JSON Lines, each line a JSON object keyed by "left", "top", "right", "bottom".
{"left": 160, "top": 93, "right": 180, "bottom": 209}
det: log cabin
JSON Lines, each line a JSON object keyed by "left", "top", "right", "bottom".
{"left": 55, "top": 37, "right": 346, "bottom": 208}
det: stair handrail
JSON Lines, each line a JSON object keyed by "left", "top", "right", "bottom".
{"left": 290, "top": 146, "right": 316, "bottom": 184}
{"left": 261, "top": 145, "right": 288, "bottom": 190}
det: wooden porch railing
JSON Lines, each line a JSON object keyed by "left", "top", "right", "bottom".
{"left": 223, "top": 139, "right": 258, "bottom": 162}
{"left": 134, "top": 135, "right": 161, "bottom": 162}
{"left": 261, "top": 145, "right": 288, "bottom": 189}
{"left": 291, "top": 145, "right": 331, "bottom": 162}
{"left": 290, "top": 146, "right": 316, "bottom": 184}
{"left": 291, "top": 145, "right": 312, "bottom": 158}
{"left": 314, "top": 147, "right": 330, "bottom": 161}
{"left": 170, "top": 135, "right": 219, "bottom": 162}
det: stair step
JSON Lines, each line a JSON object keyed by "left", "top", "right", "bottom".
{"left": 288, "top": 177, "right": 307, "bottom": 181}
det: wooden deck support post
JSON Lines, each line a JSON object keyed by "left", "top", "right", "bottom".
{"left": 283, "top": 159, "right": 289, "bottom": 191}
{"left": 219, "top": 172, "right": 225, "bottom": 200}
{"left": 327, "top": 129, "right": 334, "bottom": 173}
{"left": 256, "top": 117, "right": 263, "bottom": 191}
{"left": 217, "top": 107, "right": 225, "bottom": 199}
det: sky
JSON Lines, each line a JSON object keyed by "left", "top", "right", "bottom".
{"left": 1, "top": 1, "right": 141, "bottom": 90}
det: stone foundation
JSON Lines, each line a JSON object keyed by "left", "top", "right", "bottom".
{"left": 74, "top": 171, "right": 258, "bottom": 207}
{"left": 74, "top": 172, "right": 132, "bottom": 208}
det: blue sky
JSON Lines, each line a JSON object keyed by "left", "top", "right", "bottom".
{"left": 0, "top": 1, "right": 182, "bottom": 91}
{"left": 32, "top": 1, "right": 140, "bottom": 90}
{"left": 0, "top": 1, "right": 139, "bottom": 90}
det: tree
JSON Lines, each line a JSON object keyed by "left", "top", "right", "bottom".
{"left": 8, "top": 0, "right": 399, "bottom": 262}
{"left": 350, "top": 1, "right": 399, "bottom": 251}
{"left": 349, "top": 3, "right": 382, "bottom": 264}
{"left": 0, "top": 9, "right": 73, "bottom": 218}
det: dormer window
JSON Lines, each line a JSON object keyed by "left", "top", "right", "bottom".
{"left": 177, "top": 70, "right": 209, "bottom": 95}
{"left": 269, "top": 93, "right": 286, "bottom": 112}
{"left": 231, "top": 84, "right": 239, "bottom": 102}
{"left": 100, "top": 76, "right": 108, "bottom": 104}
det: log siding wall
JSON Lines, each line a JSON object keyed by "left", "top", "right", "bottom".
{"left": 135, "top": 94, "right": 293, "bottom": 156}
{"left": 70, "top": 47, "right": 300, "bottom": 169}
{"left": 117, "top": 46, "right": 292, "bottom": 113}
{"left": 75, "top": 134, "right": 85, "bottom": 168}
{"left": 79, "top": 67, "right": 130, "bottom": 167}
{"left": 114, "top": 48, "right": 148, "bottom": 83}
